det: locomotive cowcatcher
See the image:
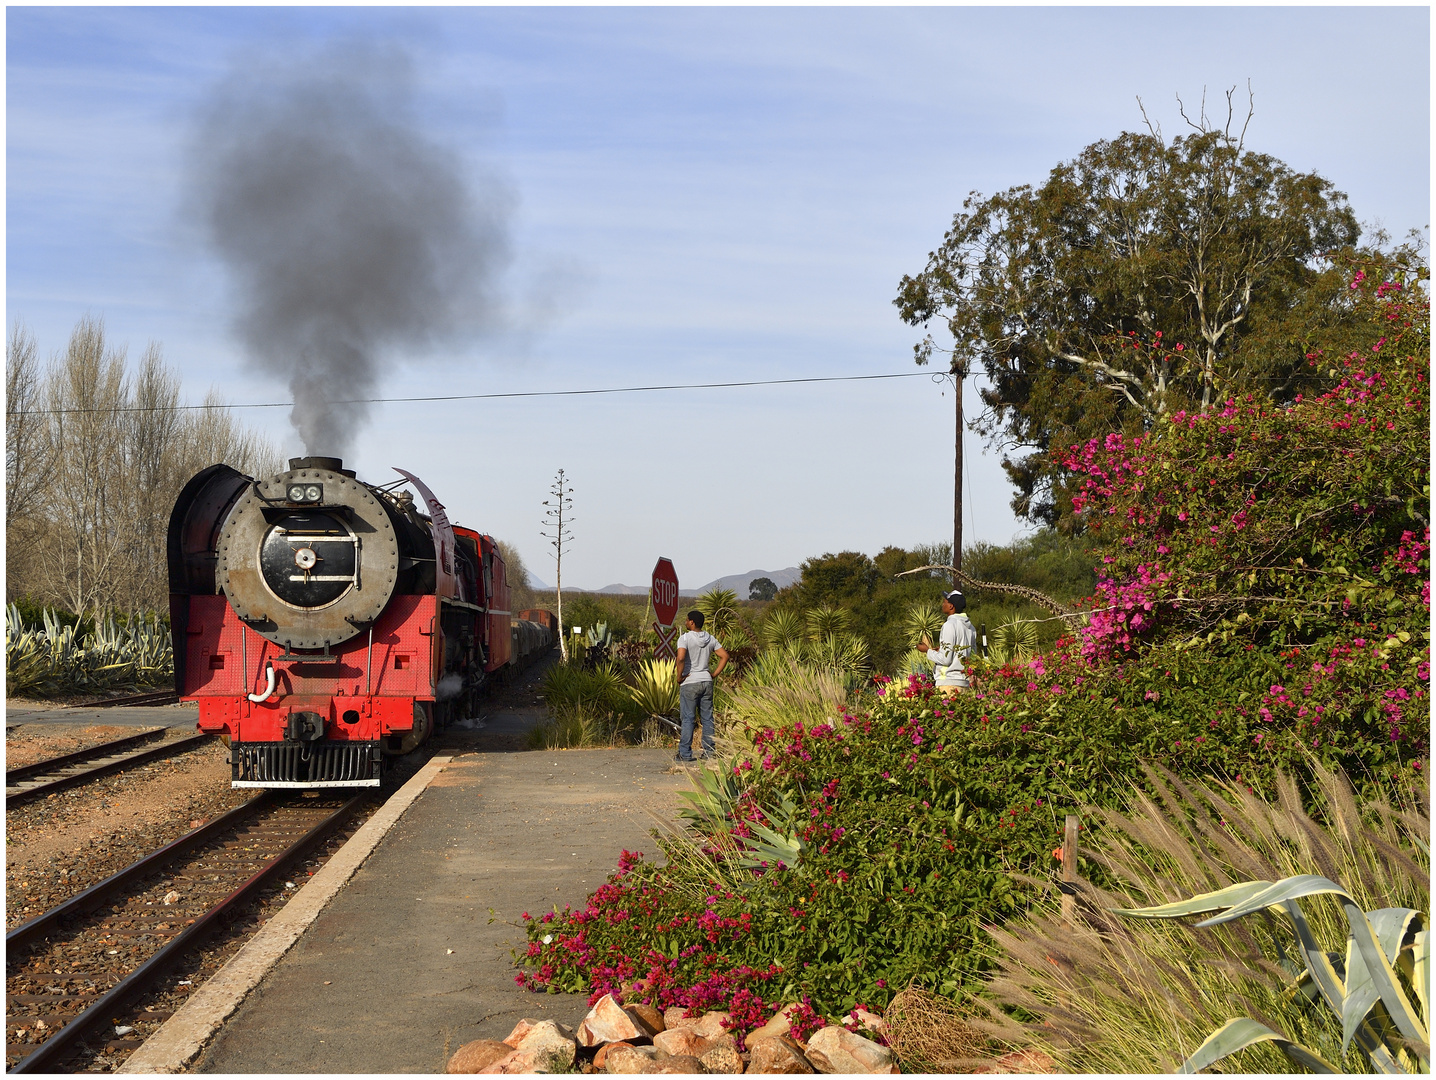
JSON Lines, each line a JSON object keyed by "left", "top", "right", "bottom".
{"left": 168, "top": 456, "right": 551, "bottom": 788}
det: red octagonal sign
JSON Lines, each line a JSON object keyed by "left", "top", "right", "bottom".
{"left": 651, "top": 557, "right": 680, "bottom": 627}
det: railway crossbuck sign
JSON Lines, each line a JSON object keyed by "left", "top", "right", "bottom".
{"left": 651, "top": 557, "right": 680, "bottom": 659}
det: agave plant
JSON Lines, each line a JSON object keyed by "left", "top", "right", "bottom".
{"left": 675, "top": 765, "right": 807, "bottom": 872}
{"left": 1119, "top": 877, "right": 1429, "bottom": 1074}
{"left": 975, "top": 761, "right": 1430, "bottom": 1074}
{"left": 6, "top": 603, "right": 173, "bottom": 697}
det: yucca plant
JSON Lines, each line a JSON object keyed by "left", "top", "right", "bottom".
{"left": 627, "top": 658, "right": 679, "bottom": 721}
{"left": 806, "top": 603, "right": 851, "bottom": 638}
{"left": 725, "top": 653, "right": 847, "bottom": 743}
{"left": 696, "top": 587, "right": 741, "bottom": 638}
{"left": 988, "top": 618, "right": 1040, "bottom": 664}
{"left": 760, "top": 607, "right": 806, "bottom": 651}
{"left": 808, "top": 631, "right": 870, "bottom": 681}
{"left": 902, "top": 599, "right": 945, "bottom": 649}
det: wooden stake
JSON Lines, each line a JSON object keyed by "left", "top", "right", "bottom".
{"left": 1061, "top": 814, "right": 1079, "bottom": 924}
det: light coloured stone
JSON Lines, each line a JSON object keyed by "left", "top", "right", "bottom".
{"left": 699, "top": 1036, "right": 744, "bottom": 1074}
{"left": 990, "top": 1049, "right": 1058, "bottom": 1074}
{"left": 448, "top": 1039, "right": 514, "bottom": 1074}
{"left": 746, "top": 1004, "right": 801, "bottom": 1046}
{"left": 746, "top": 1037, "right": 814, "bottom": 1074}
{"left": 803, "top": 1027, "right": 895, "bottom": 1074}
{"left": 482, "top": 1020, "right": 579, "bottom": 1073}
{"left": 691, "top": 1012, "right": 733, "bottom": 1040}
{"left": 605, "top": 1045, "right": 660, "bottom": 1074}
{"left": 503, "top": 1019, "right": 541, "bottom": 1049}
{"left": 628, "top": 1003, "right": 666, "bottom": 1034}
{"left": 594, "top": 1042, "right": 634, "bottom": 1071}
{"left": 843, "top": 1010, "right": 887, "bottom": 1039}
{"left": 654, "top": 1028, "right": 710, "bottom": 1058}
{"left": 655, "top": 1055, "right": 708, "bottom": 1074}
{"left": 663, "top": 1007, "right": 700, "bottom": 1030}
{"left": 580, "top": 994, "right": 661, "bottom": 1047}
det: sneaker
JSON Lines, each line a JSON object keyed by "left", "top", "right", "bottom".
{"left": 675, "top": 754, "right": 695, "bottom": 763}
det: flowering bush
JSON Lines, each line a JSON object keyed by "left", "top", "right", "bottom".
{"left": 517, "top": 261, "right": 1428, "bottom": 1031}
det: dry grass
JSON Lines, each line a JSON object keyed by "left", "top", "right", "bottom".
{"left": 967, "top": 760, "right": 1429, "bottom": 1073}
{"left": 884, "top": 983, "right": 994, "bottom": 1071}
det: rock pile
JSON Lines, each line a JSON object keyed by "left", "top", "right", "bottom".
{"left": 448, "top": 994, "right": 898, "bottom": 1074}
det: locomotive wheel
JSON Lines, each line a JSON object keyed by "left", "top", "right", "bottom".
{"left": 385, "top": 701, "right": 433, "bottom": 756}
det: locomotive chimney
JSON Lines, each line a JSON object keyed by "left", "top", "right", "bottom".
{"left": 288, "top": 456, "right": 356, "bottom": 477}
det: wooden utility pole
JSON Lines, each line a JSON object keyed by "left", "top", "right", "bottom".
{"left": 952, "top": 359, "right": 964, "bottom": 577}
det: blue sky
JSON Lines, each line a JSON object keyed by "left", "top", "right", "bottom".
{"left": 8, "top": 6, "right": 1431, "bottom": 591}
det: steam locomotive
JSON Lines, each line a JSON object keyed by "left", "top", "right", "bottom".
{"left": 167, "top": 456, "right": 555, "bottom": 788}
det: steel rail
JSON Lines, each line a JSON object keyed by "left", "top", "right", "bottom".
{"left": 5, "top": 794, "right": 273, "bottom": 951}
{"left": 5, "top": 733, "right": 213, "bottom": 808}
{"left": 8, "top": 794, "right": 366, "bottom": 1074}
{"left": 62, "top": 690, "right": 180, "bottom": 709}
{"left": 4, "top": 729, "right": 167, "bottom": 786}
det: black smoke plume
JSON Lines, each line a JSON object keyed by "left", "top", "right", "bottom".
{"left": 187, "top": 42, "right": 511, "bottom": 456}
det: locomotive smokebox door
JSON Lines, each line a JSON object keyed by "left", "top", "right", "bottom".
{"left": 284, "top": 711, "right": 326, "bottom": 743}
{"left": 217, "top": 459, "right": 403, "bottom": 650}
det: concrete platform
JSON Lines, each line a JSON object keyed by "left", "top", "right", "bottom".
{"left": 190, "top": 746, "right": 691, "bottom": 1073}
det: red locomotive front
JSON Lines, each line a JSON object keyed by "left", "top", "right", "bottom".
{"left": 168, "top": 456, "right": 521, "bottom": 788}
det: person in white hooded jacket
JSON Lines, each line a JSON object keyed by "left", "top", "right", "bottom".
{"left": 917, "top": 589, "right": 976, "bottom": 695}
{"left": 674, "top": 610, "right": 729, "bottom": 761}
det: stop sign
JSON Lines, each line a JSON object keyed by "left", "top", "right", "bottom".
{"left": 651, "top": 557, "right": 680, "bottom": 627}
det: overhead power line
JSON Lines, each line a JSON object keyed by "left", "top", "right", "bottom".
{"left": 7, "top": 370, "right": 938, "bottom": 416}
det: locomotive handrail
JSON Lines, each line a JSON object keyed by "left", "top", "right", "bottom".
{"left": 248, "top": 662, "right": 276, "bottom": 703}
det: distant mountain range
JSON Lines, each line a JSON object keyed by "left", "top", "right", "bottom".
{"left": 528, "top": 567, "right": 801, "bottom": 598}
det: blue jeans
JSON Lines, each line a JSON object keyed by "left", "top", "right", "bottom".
{"left": 679, "top": 680, "right": 715, "bottom": 759}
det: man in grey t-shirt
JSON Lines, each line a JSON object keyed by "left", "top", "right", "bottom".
{"left": 674, "top": 609, "right": 729, "bottom": 761}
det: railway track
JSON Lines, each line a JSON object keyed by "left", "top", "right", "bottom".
{"left": 5, "top": 791, "right": 367, "bottom": 1073}
{"left": 5, "top": 732, "right": 212, "bottom": 808}
{"left": 63, "top": 690, "right": 180, "bottom": 709}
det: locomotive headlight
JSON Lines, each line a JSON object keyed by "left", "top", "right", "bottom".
{"left": 285, "top": 483, "right": 323, "bottom": 503}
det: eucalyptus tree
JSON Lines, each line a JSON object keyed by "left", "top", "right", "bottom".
{"left": 895, "top": 94, "right": 1365, "bottom": 528}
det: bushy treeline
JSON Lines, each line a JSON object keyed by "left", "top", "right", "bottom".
{"left": 768, "top": 532, "right": 1097, "bottom": 672}
{"left": 516, "top": 256, "right": 1428, "bottom": 1034}
{"left": 7, "top": 317, "right": 282, "bottom": 616}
